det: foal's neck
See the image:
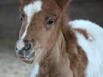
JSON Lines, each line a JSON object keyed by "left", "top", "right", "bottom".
{"left": 37, "top": 27, "right": 87, "bottom": 77}
{"left": 38, "top": 32, "right": 73, "bottom": 77}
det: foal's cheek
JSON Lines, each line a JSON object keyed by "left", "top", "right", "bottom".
{"left": 43, "top": 30, "right": 58, "bottom": 49}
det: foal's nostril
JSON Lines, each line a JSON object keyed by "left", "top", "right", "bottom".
{"left": 18, "top": 50, "right": 24, "bottom": 56}
{"left": 23, "top": 40, "right": 32, "bottom": 51}
{"left": 24, "top": 43, "right": 32, "bottom": 51}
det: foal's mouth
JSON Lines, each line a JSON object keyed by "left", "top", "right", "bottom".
{"left": 16, "top": 47, "right": 41, "bottom": 64}
{"left": 19, "top": 51, "right": 35, "bottom": 64}
{"left": 16, "top": 46, "right": 35, "bottom": 64}
{"left": 16, "top": 49, "right": 34, "bottom": 64}
{"left": 16, "top": 40, "right": 42, "bottom": 64}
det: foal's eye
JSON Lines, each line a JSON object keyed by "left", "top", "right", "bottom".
{"left": 20, "top": 13, "right": 25, "bottom": 21}
{"left": 45, "top": 16, "right": 56, "bottom": 29}
{"left": 47, "top": 18, "right": 54, "bottom": 25}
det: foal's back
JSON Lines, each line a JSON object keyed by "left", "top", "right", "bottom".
{"left": 69, "top": 19, "right": 103, "bottom": 77}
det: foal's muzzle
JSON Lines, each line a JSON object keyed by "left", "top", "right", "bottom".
{"left": 16, "top": 40, "right": 34, "bottom": 63}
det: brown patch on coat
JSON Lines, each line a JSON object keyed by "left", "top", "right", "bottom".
{"left": 74, "top": 28, "right": 94, "bottom": 41}
{"left": 62, "top": 26, "right": 88, "bottom": 77}
{"left": 74, "top": 28, "right": 89, "bottom": 39}
{"left": 68, "top": 45, "right": 88, "bottom": 77}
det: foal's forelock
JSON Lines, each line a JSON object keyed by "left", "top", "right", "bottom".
{"left": 20, "top": 0, "right": 42, "bottom": 41}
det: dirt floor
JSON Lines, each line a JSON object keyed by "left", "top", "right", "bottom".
{"left": 0, "top": 40, "right": 35, "bottom": 77}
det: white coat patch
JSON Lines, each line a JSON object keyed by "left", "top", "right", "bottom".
{"left": 69, "top": 19, "right": 103, "bottom": 77}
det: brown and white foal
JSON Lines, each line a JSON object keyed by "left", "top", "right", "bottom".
{"left": 16, "top": 0, "right": 103, "bottom": 77}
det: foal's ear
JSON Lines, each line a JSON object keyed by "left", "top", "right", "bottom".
{"left": 55, "top": 0, "right": 71, "bottom": 11}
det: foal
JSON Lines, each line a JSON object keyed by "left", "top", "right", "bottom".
{"left": 16, "top": 0, "right": 103, "bottom": 77}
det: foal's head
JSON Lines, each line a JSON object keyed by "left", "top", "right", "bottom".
{"left": 16, "top": 0, "right": 70, "bottom": 63}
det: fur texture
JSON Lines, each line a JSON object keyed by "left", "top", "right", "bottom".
{"left": 16, "top": 0, "right": 103, "bottom": 77}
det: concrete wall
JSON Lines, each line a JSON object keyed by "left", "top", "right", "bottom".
{"left": 0, "top": 0, "right": 19, "bottom": 39}
{"left": 0, "top": 0, "right": 103, "bottom": 39}
{"left": 70, "top": 0, "right": 103, "bottom": 25}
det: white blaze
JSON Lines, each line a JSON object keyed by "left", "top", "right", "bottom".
{"left": 21, "top": 0, "right": 42, "bottom": 40}
{"left": 16, "top": 1, "right": 42, "bottom": 50}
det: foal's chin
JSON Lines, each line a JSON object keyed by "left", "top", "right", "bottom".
{"left": 20, "top": 55, "right": 34, "bottom": 64}
{"left": 17, "top": 50, "right": 35, "bottom": 64}
{"left": 22, "top": 59, "right": 34, "bottom": 64}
